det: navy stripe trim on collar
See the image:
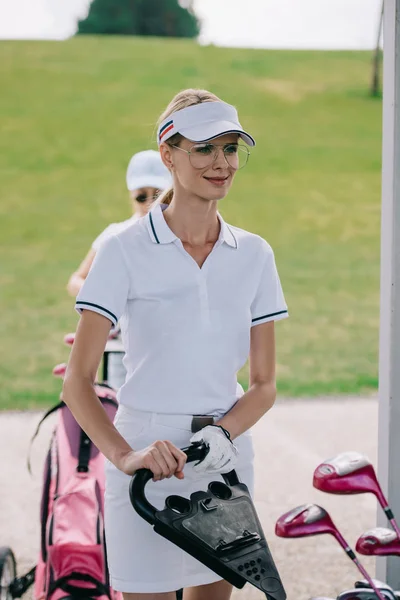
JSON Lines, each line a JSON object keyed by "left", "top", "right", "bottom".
{"left": 149, "top": 212, "right": 160, "bottom": 244}
{"left": 76, "top": 301, "right": 117, "bottom": 324}
{"left": 252, "top": 309, "right": 288, "bottom": 323}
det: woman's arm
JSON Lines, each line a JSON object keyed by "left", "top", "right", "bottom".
{"left": 67, "top": 249, "right": 97, "bottom": 297}
{"left": 63, "top": 310, "right": 186, "bottom": 479}
{"left": 63, "top": 310, "right": 133, "bottom": 466}
{"left": 216, "top": 321, "right": 276, "bottom": 440}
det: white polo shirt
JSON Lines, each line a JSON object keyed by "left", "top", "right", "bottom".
{"left": 91, "top": 214, "right": 140, "bottom": 251}
{"left": 76, "top": 204, "right": 288, "bottom": 416}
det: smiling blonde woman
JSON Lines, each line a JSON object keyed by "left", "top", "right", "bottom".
{"left": 63, "top": 89, "right": 288, "bottom": 600}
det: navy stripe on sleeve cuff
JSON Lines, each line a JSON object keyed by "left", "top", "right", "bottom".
{"left": 76, "top": 301, "right": 118, "bottom": 325}
{"left": 252, "top": 309, "right": 288, "bottom": 323}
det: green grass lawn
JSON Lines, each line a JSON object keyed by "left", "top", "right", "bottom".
{"left": 0, "top": 37, "right": 382, "bottom": 409}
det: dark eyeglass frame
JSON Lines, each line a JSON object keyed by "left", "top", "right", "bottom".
{"left": 171, "top": 142, "right": 250, "bottom": 170}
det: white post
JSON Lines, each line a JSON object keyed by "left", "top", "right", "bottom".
{"left": 377, "top": 0, "right": 400, "bottom": 588}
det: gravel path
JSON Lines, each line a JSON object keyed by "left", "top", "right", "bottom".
{"left": 0, "top": 397, "right": 378, "bottom": 599}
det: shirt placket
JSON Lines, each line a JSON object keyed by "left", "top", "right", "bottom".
{"left": 173, "top": 238, "right": 222, "bottom": 331}
{"left": 197, "top": 272, "right": 211, "bottom": 329}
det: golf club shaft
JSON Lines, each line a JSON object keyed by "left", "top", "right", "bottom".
{"left": 388, "top": 516, "right": 400, "bottom": 540}
{"left": 369, "top": 469, "right": 400, "bottom": 538}
{"left": 381, "top": 504, "right": 400, "bottom": 539}
{"left": 335, "top": 532, "right": 387, "bottom": 600}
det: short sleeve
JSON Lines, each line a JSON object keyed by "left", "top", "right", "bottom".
{"left": 75, "top": 235, "right": 130, "bottom": 327}
{"left": 251, "top": 242, "right": 288, "bottom": 326}
{"left": 91, "top": 224, "right": 117, "bottom": 252}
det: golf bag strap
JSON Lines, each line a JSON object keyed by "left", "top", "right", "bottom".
{"left": 95, "top": 391, "right": 118, "bottom": 411}
{"left": 27, "top": 401, "right": 65, "bottom": 474}
{"left": 27, "top": 397, "right": 118, "bottom": 474}
{"left": 49, "top": 573, "right": 111, "bottom": 599}
{"left": 77, "top": 429, "right": 91, "bottom": 473}
{"left": 76, "top": 398, "right": 118, "bottom": 473}
{"left": 77, "top": 396, "right": 118, "bottom": 472}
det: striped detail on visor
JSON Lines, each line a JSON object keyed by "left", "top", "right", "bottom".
{"left": 159, "top": 120, "right": 174, "bottom": 142}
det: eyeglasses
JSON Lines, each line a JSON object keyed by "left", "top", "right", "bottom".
{"left": 171, "top": 143, "right": 250, "bottom": 170}
{"left": 135, "top": 190, "right": 161, "bottom": 203}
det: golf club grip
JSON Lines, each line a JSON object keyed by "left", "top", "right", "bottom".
{"left": 129, "top": 443, "right": 240, "bottom": 525}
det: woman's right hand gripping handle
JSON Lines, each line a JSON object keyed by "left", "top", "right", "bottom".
{"left": 118, "top": 441, "right": 188, "bottom": 481}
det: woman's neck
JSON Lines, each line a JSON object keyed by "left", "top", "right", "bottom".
{"left": 163, "top": 194, "right": 220, "bottom": 247}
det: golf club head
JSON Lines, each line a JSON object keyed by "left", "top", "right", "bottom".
{"left": 337, "top": 589, "right": 397, "bottom": 600}
{"left": 356, "top": 528, "right": 400, "bottom": 556}
{"left": 64, "top": 332, "right": 75, "bottom": 345}
{"left": 275, "top": 504, "right": 338, "bottom": 539}
{"left": 52, "top": 362, "right": 67, "bottom": 378}
{"left": 313, "top": 452, "right": 380, "bottom": 497}
{"left": 355, "top": 580, "right": 394, "bottom": 592}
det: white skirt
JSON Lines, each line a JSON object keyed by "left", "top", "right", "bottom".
{"left": 104, "top": 405, "right": 255, "bottom": 594}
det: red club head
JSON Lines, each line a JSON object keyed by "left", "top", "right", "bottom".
{"left": 356, "top": 528, "right": 400, "bottom": 556}
{"left": 64, "top": 332, "right": 75, "bottom": 346}
{"left": 52, "top": 363, "right": 67, "bottom": 378}
{"left": 275, "top": 504, "right": 338, "bottom": 539}
{"left": 313, "top": 452, "right": 381, "bottom": 498}
{"left": 109, "top": 327, "right": 120, "bottom": 340}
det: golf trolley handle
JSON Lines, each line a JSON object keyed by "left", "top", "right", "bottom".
{"left": 129, "top": 442, "right": 240, "bottom": 525}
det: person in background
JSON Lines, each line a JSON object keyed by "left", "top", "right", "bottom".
{"left": 67, "top": 150, "right": 171, "bottom": 297}
{"left": 67, "top": 150, "right": 171, "bottom": 389}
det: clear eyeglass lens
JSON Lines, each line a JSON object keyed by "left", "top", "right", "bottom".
{"left": 188, "top": 144, "right": 249, "bottom": 170}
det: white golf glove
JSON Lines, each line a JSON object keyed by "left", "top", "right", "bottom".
{"left": 190, "top": 425, "right": 239, "bottom": 474}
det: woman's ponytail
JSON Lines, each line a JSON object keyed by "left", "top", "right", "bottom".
{"left": 154, "top": 187, "right": 173, "bottom": 207}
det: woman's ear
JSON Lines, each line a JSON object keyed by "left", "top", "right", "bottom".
{"left": 159, "top": 143, "right": 174, "bottom": 171}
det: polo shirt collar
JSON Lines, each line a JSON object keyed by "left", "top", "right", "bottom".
{"left": 146, "top": 204, "right": 178, "bottom": 244}
{"left": 218, "top": 213, "right": 238, "bottom": 249}
{"left": 146, "top": 203, "right": 238, "bottom": 249}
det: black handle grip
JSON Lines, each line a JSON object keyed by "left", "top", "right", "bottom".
{"left": 129, "top": 442, "right": 240, "bottom": 525}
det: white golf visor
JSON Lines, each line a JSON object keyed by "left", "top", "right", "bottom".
{"left": 157, "top": 101, "right": 256, "bottom": 147}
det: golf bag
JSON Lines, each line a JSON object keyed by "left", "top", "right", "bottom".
{"left": 30, "top": 383, "right": 120, "bottom": 600}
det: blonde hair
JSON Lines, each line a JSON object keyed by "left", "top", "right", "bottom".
{"left": 155, "top": 89, "right": 222, "bottom": 206}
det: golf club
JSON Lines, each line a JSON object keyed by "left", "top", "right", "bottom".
{"left": 275, "top": 504, "right": 387, "bottom": 600}
{"left": 310, "top": 581, "right": 400, "bottom": 600}
{"left": 336, "top": 589, "right": 397, "bottom": 600}
{"left": 356, "top": 528, "right": 400, "bottom": 556}
{"left": 313, "top": 452, "right": 400, "bottom": 539}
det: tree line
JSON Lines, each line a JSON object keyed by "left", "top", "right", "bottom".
{"left": 77, "top": 0, "right": 200, "bottom": 38}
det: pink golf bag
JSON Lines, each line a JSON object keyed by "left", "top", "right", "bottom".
{"left": 28, "top": 381, "right": 121, "bottom": 600}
